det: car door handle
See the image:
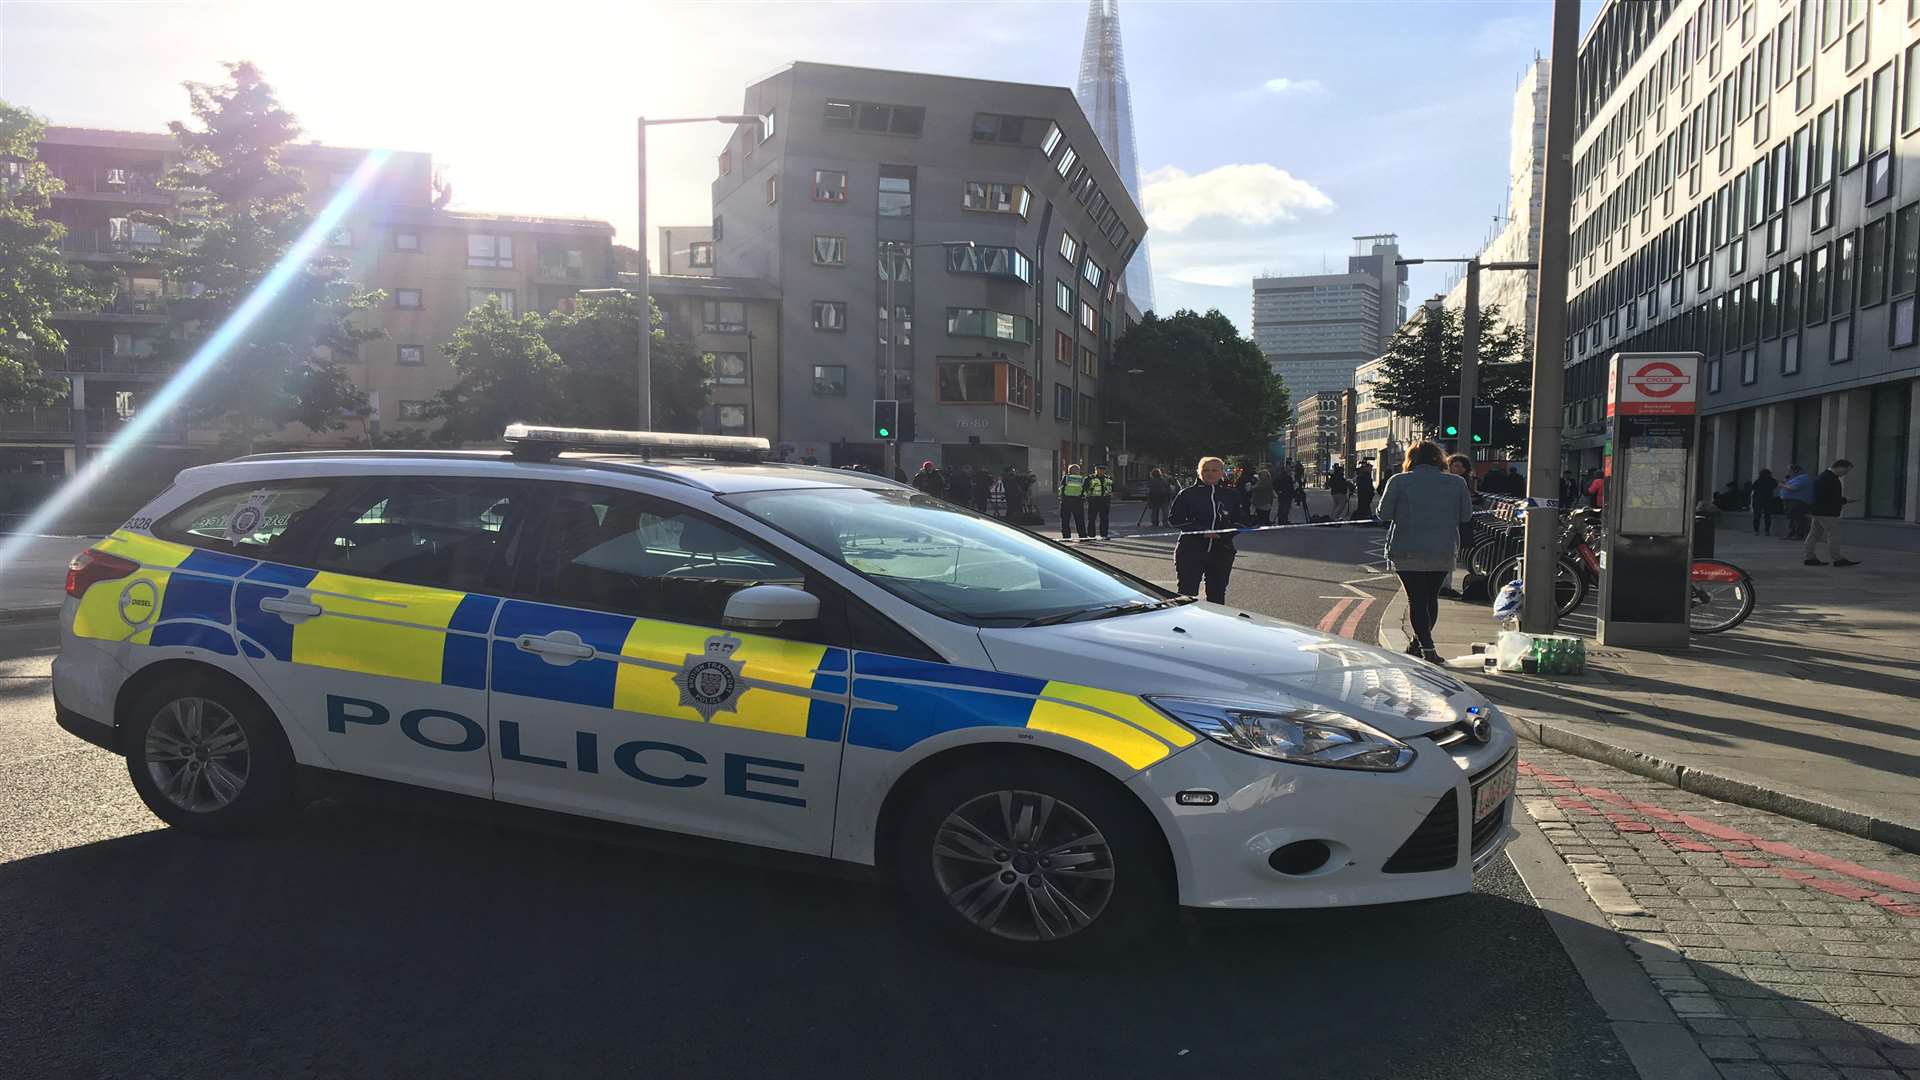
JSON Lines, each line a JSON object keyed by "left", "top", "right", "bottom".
{"left": 258, "top": 596, "right": 323, "bottom": 621}
{"left": 516, "top": 634, "right": 596, "bottom": 663}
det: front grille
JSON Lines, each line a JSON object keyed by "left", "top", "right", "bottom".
{"left": 1382, "top": 791, "right": 1460, "bottom": 874}
{"left": 1470, "top": 800, "right": 1507, "bottom": 855}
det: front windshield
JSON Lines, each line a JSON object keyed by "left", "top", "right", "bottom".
{"left": 725, "top": 487, "right": 1165, "bottom": 626}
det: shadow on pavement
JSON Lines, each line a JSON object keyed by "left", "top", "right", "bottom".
{"left": 0, "top": 796, "right": 1636, "bottom": 1080}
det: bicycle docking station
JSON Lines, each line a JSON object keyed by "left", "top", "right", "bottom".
{"left": 1596, "top": 352, "right": 1703, "bottom": 650}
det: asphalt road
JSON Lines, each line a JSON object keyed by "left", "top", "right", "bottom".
{"left": 0, "top": 548, "right": 1634, "bottom": 1080}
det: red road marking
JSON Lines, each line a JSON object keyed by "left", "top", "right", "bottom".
{"left": 1315, "top": 598, "right": 1355, "bottom": 634}
{"left": 1336, "top": 597, "right": 1376, "bottom": 640}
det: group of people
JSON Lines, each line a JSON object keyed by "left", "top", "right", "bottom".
{"left": 908, "top": 460, "right": 1038, "bottom": 521}
{"left": 1712, "top": 461, "right": 1859, "bottom": 566}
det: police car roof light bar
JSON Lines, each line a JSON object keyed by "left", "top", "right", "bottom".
{"left": 503, "top": 423, "right": 771, "bottom": 462}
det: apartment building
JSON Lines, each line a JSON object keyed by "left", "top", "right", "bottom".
{"left": 658, "top": 225, "right": 716, "bottom": 276}
{"left": 648, "top": 273, "right": 781, "bottom": 443}
{"left": 1294, "top": 390, "right": 1354, "bottom": 478}
{"left": 15, "top": 126, "right": 614, "bottom": 471}
{"left": 1252, "top": 236, "right": 1410, "bottom": 408}
{"left": 705, "top": 62, "right": 1147, "bottom": 481}
{"left": 1564, "top": 0, "right": 1920, "bottom": 541}
{"left": 1352, "top": 355, "right": 1416, "bottom": 471}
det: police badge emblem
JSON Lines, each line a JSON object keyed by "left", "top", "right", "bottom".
{"left": 674, "top": 634, "right": 746, "bottom": 720}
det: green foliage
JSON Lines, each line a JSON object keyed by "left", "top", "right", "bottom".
{"left": 1365, "top": 304, "right": 1531, "bottom": 451}
{"left": 430, "top": 293, "right": 713, "bottom": 442}
{"left": 136, "top": 62, "right": 380, "bottom": 451}
{"left": 1108, "top": 309, "right": 1289, "bottom": 467}
{"left": 0, "top": 101, "right": 104, "bottom": 406}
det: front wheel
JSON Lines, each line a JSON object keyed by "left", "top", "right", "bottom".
{"left": 1688, "top": 560, "right": 1756, "bottom": 634}
{"left": 1489, "top": 555, "right": 1587, "bottom": 619}
{"left": 897, "top": 756, "right": 1171, "bottom": 959}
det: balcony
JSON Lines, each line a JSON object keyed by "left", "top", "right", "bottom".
{"left": 50, "top": 167, "right": 172, "bottom": 205}
{"left": 0, "top": 406, "right": 187, "bottom": 443}
{"left": 35, "top": 346, "right": 171, "bottom": 378}
{"left": 533, "top": 260, "right": 592, "bottom": 283}
{"left": 57, "top": 224, "right": 164, "bottom": 260}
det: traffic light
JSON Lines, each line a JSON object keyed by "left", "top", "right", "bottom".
{"left": 1470, "top": 403, "right": 1493, "bottom": 446}
{"left": 872, "top": 399, "right": 898, "bottom": 440}
{"left": 897, "top": 400, "right": 917, "bottom": 442}
{"left": 1438, "top": 395, "right": 1461, "bottom": 442}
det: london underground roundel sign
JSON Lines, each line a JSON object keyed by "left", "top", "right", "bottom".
{"left": 1617, "top": 356, "right": 1698, "bottom": 415}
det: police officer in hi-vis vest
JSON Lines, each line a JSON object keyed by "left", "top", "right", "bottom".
{"left": 1058, "top": 464, "right": 1088, "bottom": 540}
{"left": 1084, "top": 465, "right": 1114, "bottom": 540}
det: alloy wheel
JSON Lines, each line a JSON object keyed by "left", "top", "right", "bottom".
{"left": 931, "top": 789, "right": 1115, "bottom": 941}
{"left": 143, "top": 696, "right": 251, "bottom": 814}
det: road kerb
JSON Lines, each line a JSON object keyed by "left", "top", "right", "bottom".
{"left": 0, "top": 605, "right": 61, "bottom": 625}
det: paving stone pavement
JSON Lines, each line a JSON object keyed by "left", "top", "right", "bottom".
{"left": 1518, "top": 745, "right": 1920, "bottom": 1078}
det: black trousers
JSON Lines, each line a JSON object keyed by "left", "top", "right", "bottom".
{"left": 1061, "top": 496, "right": 1086, "bottom": 538}
{"left": 1148, "top": 498, "right": 1167, "bottom": 527}
{"left": 1398, "top": 570, "right": 1447, "bottom": 651}
{"left": 1175, "top": 538, "right": 1235, "bottom": 603}
{"left": 1087, "top": 497, "right": 1110, "bottom": 537}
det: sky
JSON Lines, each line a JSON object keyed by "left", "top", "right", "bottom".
{"left": 0, "top": 0, "right": 1595, "bottom": 335}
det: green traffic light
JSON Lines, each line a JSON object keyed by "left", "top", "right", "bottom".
{"left": 877, "top": 427, "right": 890, "bottom": 438}
{"left": 1471, "top": 432, "right": 1485, "bottom": 443}
{"left": 1444, "top": 425, "right": 1459, "bottom": 436}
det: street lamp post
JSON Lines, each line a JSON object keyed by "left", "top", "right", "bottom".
{"left": 636, "top": 113, "right": 760, "bottom": 431}
{"left": 1397, "top": 256, "right": 1537, "bottom": 455}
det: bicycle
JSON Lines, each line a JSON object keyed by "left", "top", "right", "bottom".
{"left": 1487, "top": 508, "right": 1756, "bottom": 634}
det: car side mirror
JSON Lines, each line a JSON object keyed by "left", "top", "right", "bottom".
{"left": 723, "top": 584, "right": 820, "bottom": 629}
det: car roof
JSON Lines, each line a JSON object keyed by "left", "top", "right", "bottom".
{"left": 213, "top": 449, "right": 906, "bottom": 494}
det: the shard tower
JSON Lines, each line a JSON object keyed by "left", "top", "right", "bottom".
{"left": 1076, "top": 0, "right": 1155, "bottom": 311}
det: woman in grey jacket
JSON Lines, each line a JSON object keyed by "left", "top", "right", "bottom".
{"left": 1375, "top": 440, "right": 1475, "bottom": 662}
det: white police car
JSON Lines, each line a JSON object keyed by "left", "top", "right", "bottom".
{"left": 54, "top": 425, "right": 1516, "bottom": 955}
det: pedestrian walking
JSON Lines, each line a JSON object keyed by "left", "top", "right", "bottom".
{"left": 1328, "top": 464, "right": 1352, "bottom": 519}
{"left": 1749, "top": 468, "right": 1779, "bottom": 535}
{"left": 1779, "top": 464, "right": 1813, "bottom": 539}
{"left": 1251, "top": 467, "right": 1276, "bottom": 526}
{"left": 1167, "top": 456, "right": 1251, "bottom": 604}
{"left": 1058, "top": 463, "right": 1088, "bottom": 540}
{"left": 1377, "top": 441, "right": 1475, "bottom": 663}
{"left": 1085, "top": 465, "right": 1114, "bottom": 539}
{"left": 1802, "top": 459, "right": 1858, "bottom": 567}
{"left": 1352, "top": 461, "right": 1376, "bottom": 521}
{"left": 910, "top": 460, "right": 946, "bottom": 498}
{"left": 1273, "top": 467, "right": 1296, "bottom": 526}
{"left": 1146, "top": 468, "right": 1172, "bottom": 527}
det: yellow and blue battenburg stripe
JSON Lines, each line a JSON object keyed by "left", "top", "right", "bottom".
{"left": 74, "top": 532, "right": 1199, "bottom": 770}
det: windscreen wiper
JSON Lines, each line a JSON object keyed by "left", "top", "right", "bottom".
{"left": 1022, "top": 596, "right": 1191, "bottom": 627}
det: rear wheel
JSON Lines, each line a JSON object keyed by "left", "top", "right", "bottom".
{"left": 1688, "top": 561, "right": 1756, "bottom": 634}
{"left": 1489, "top": 555, "right": 1587, "bottom": 619}
{"left": 124, "top": 673, "right": 298, "bottom": 833}
{"left": 897, "top": 756, "right": 1170, "bottom": 959}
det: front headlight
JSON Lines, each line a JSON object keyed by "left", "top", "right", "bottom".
{"left": 1147, "top": 697, "right": 1416, "bottom": 772}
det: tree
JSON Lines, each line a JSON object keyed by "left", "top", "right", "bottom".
{"left": 0, "top": 101, "right": 103, "bottom": 407}
{"left": 430, "top": 293, "right": 713, "bottom": 441}
{"left": 1107, "top": 309, "right": 1289, "bottom": 465}
{"left": 137, "top": 62, "right": 379, "bottom": 451}
{"left": 1365, "top": 303, "right": 1531, "bottom": 452}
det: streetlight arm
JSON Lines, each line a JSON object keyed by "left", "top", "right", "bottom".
{"left": 644, "top": 115, "right": 762, "bottom": 126}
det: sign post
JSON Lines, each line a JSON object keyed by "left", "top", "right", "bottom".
{"left": 1596, "top": 352, "right": 1702, "bottom": 649}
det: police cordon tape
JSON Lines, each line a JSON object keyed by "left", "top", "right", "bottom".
{"left": 1066, "top": 497, "right": 1563, "bottom": 542}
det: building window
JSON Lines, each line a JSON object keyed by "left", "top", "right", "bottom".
{"left": 877, "top": 304, "right": 911, "bottom": 346}
{"left": 1740, "top": 347, "right": 1758, "bottom": 385}
{"left": 877, "top": 165, "right": 913, "bottom": 218}
{"left": 395, "top": 288, "right": 423, "bottom": 310}
{"left": 688, "top": 241, "right": 714, "bottom": 268}
{"left": 1782, "top": 331, "right": 1802, "bottom": 374}
{"left": 397, "top": 344, "right": 424, "bottom": 366}
{"left": 329, "top": 228, "right": 353, "bottom": 248}
{"left": 824, "top": 100, "right": 853, "bottom": 127}
{"left": 393, "top": 231, "right": 420, "bottom": 252}
{"left": 466, "top": 287, "right": 515, "bottom": 316}
{"left": 1841, "top": 82, "right": 1865, "bottom": 172}
{"left": 712, "top": 352, "right": 748, "bottom": 386}
{"left": 718, "top": 149, "right": 732, "bottom": 176}
{"left": 1059, "top": 232, "right": 1078, "bottom": 263}
{"left": 1054, "top": 145, "right": 1078, "bottom": 178}
{"left": 765, "top": 175, "right": 778, "bottom": 204}
{"left": 813, "top": 170, "right": 848, "bottom": 202}
{"left": 1861, "top": 216, "right": 1889, "bottom": 307}
{"left": 813, "top": 236, "right": 847, "bottom": 266}
{"left": 937, "top": 361, "right": 1001, "bottom": 404}
{"left": 971, "top": 113, "right": 1026, "bottom": 144}
{"left": 1041, "top": 122, "right": 1063, "bottom": 156}
{"left": 1077, "top": 393, "right": 1095, "bottom": 429}
{"left": 1891, "top": 298, "right": 1916, "bottom": 349}
{"left": 1080, "top": 300, "right": 1098, "bottom": 334}
{"left": 1831, "top": 316, "right": 1854, "bottom": 363}
{"left": 1834, "top": 231, "right": 1857, "bottom": 314}
{"left": 759, "top": 109, "right": 776, "bottom": 143}
{"left": 703, "top": 300, "right": 746, "bottom": 333}
{"left": 1706, "top": 356, "right": 1723, "bottom": 393}
{"left": 1893, "top": 203, "right": 1918, "bottom": 300}
{"left": 466, "top": 234, "right": 513, "bottom": 269}
{"left": 824, "top": 100, "right": 925, "bottom": 136}
{"left": 1865, "top": 62, "right": 1895, "bottom": 203}
{"left": 1079, "top": 345, "right": 1097, "bottom": 377}
{"left": 716, "top": 405, "right": 749, "bottom": 435}
{"left": 962, "top": 181, "right": 1031, "bottom": 218}
{"left": 1055, "top": 330, "right": 1073, "bottom": 366}
{"left": 1807, "top": 244, "right": 1830, "bottom": 323}
{"left": 1056, "top": 280, "right": 1073, "bottom": 313}
{"left": 946, "top": 244, "right": 1031, "bottom": 284}
{"left": 1784, "top": 257, "right": 1803, "bottom": 329}
{"left": 1054, "top": 383, "right": 1072, "bottom": 420}
{"left": 812, "top": 301, "right": 847, "bottom": 332}
{"left": 1081, "top": 258, "right": 1104, "bottom": 289}
{"left": 812, "top": 365, "right": 847, "bottom": 395}
{"left": 946, "top": 307, "right": 1032, "bottom": 344}
{"left": 713, "top": 215, "right": 723, "bottom": 242}
{"left": 878, "top": 242, "right": 912, "bottom": 282}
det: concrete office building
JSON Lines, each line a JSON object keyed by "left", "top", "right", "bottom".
{"left": 657, "top": 225, "right": 716, "bottom": 276}
{"left": 1076, "top": 0, "right": 1155, "bottom": 311}
{"left": 15, "top": 126, "right": 613, "bottom": 472}
{"left": 1442, "top": 56, "right": 1550, "bottom": 344}
{"left": 1294, "top": 390, "right": 1354, "bottom": 477}
{"left": 1252, "top": 235, "right": 1409, "bottom": 408}
{"left": 1352, "top": 355, "right": 1415, "bottom": 471}
{"left": 1564, "top": 0, "right": 1920, "bottom": 543}
{"left": 707, "top": 62, "right": 1147, "bottom": 481}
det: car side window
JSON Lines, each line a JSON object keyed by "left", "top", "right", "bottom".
{"left": 526, "top": 485, "right": 814, "bottom": 629}
{"left": 152, "top": 481, "right": 337, "bottom": 558}
{"left": 307, "top": 477, "right": 527, "bottom": 592}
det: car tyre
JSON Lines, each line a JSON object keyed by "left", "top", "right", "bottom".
{"left": 898, "top": 755, "right": 1171, "bottom": 960}
{"left": 124, "top": 673, "right": 298, "bottom": 834}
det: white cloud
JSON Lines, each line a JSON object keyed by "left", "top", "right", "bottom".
{"left": 1261, "top": 77, "right": 1325, "bottom": 95}
{"left": 1140, "top": 163, "right": 1334, "bottom": 234}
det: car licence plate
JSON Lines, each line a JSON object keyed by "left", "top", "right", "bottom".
{"left": 1473, "top": 757, "right": 1517, "bottom": 822}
